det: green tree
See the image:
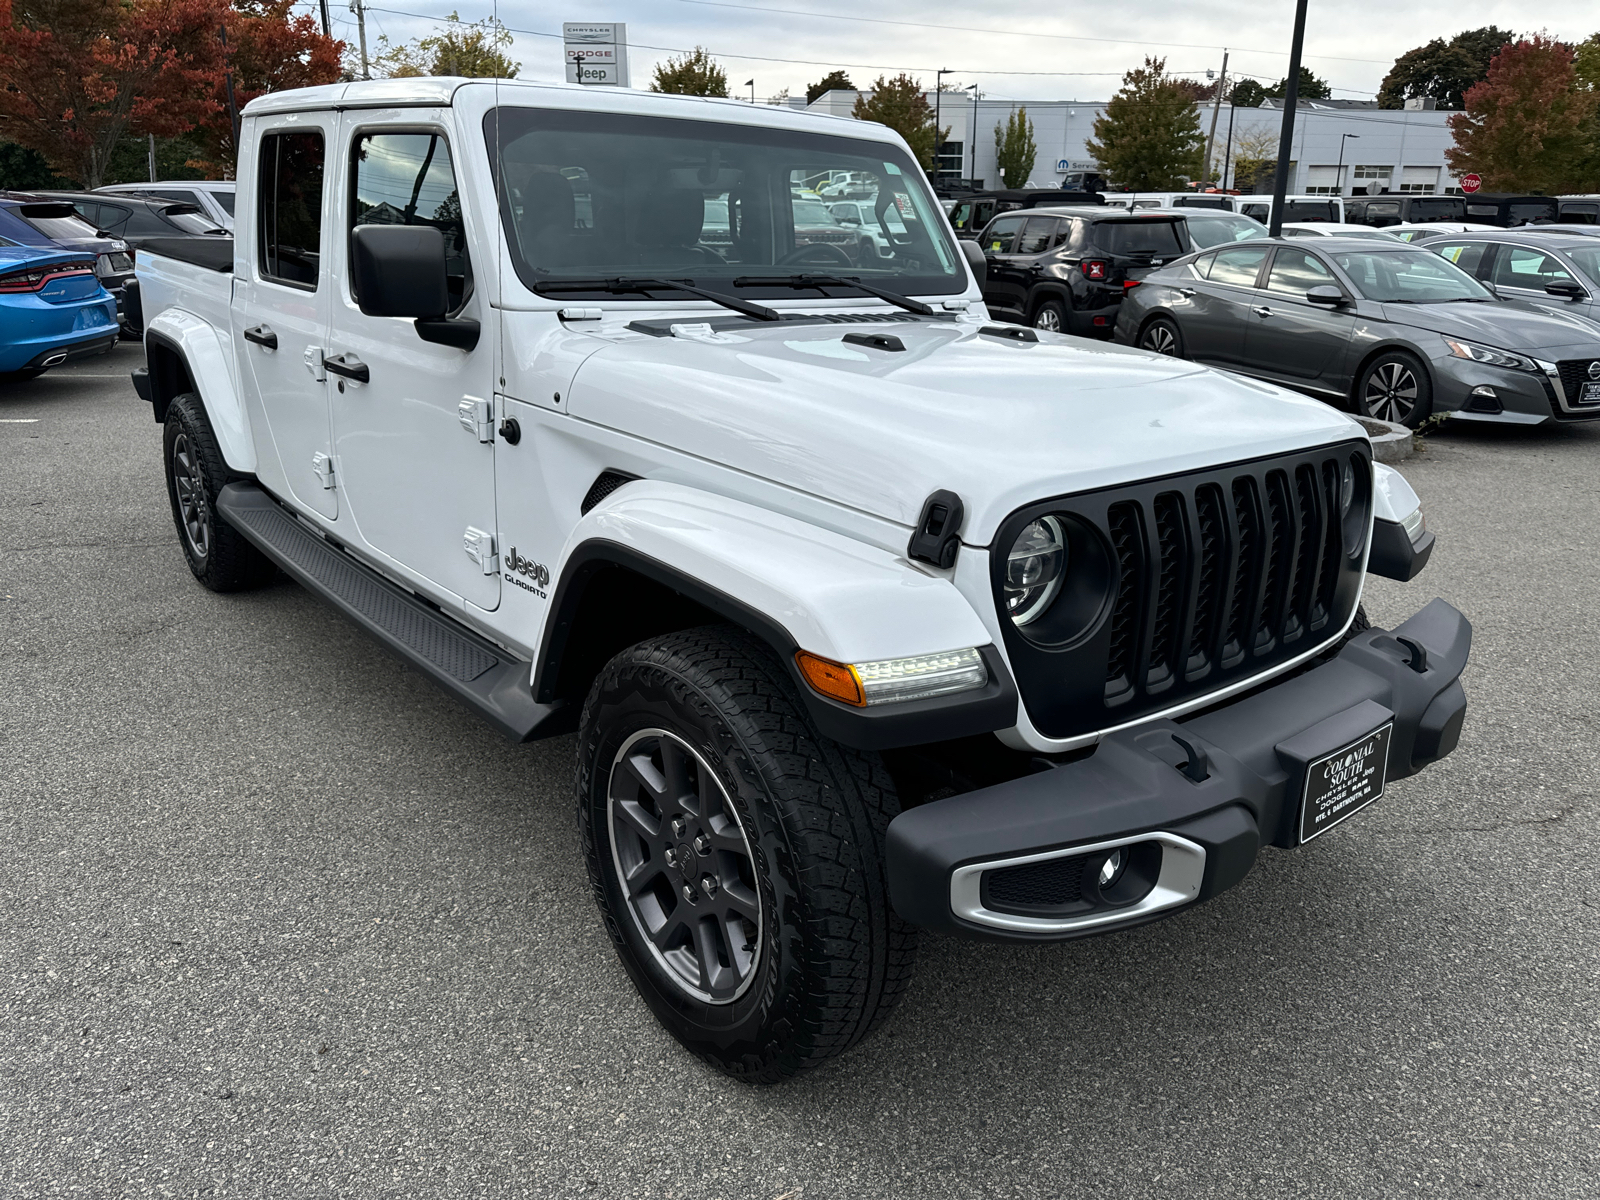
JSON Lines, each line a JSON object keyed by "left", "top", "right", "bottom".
{"left": 1230, "top": 79, "right": 1266, "bottom": 108}
{"left": 650, "top": 46, "right": 728, "bottom": 97}
{"left": 852, "top": 74, "right": 944, "bottom": 169}
{"left": 1376, "top": 26, "right": 1514, "bottom": 109}
{"left": 372, "top": 11, "right": 517, "bottom": 79}
{"left": 1266, "top": 68, "right": 1331, "bottom": 100}
{"left": 1575, "top": 33, "right": 1600, "bottom": 91}
{"left": 806, "top": 69, "right": 853, "bottom": 104}
{"left": 993, "top": 106, "right": 1037, "bottom": 188}
{"left": 1085, "top": 57, "right": 1205, "bottom": 190}
{"left": 1446, "top": 35, "right": 1599, "bottom": 193}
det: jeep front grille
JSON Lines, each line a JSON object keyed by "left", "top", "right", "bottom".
{"left": 992, "top": 441, "right": 1370, "bottom": 741}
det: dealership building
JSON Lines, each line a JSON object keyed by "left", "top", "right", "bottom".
{"left": 803, "top": 91, "right": 1463, "bottom": 197}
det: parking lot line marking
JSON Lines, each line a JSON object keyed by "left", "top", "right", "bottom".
{"left": 0, "top": 418, "right": 41, "bottom": 423}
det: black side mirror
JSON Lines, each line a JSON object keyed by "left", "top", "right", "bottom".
{"left": 1545, "top": 279, "right": 1588, "bottom": 301}
{"left": 1306, "top": 285, "right": 1347, "bottom": 307}
{"left": 960, "top": 238, "right": 987, "bottom": 288}
{"left": 351, "top": 224, "right": 478, "bottom": 350}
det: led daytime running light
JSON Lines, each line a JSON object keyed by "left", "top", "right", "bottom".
{"left": 796, "top": 647, "right": 988, "bottom": 707}
{"left": 1443, "top": 338, "right": 1538, "bottom": 374}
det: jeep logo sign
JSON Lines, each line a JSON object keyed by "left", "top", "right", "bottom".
{"left": 506, "top": 548, "right": 550, "bottom": 587}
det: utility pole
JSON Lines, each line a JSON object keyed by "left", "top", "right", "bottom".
{"left": 350, "top": 0, "right": 371, "bottom": 80}
{"left": 934, "top": 69, "right": 952, "bottom": 187}
{"left": 1221, "top": 100, "right": 1237, "bottom": 190}
{"left": 147, "top": 134, "right": 157, "bottom": 183}
{"left": 318, "top": 0, "right": 330, "bottom": 38}
{"left": 968, "top": 84, "right": 980, "bottom": 186}
{"left": 1202, "top": 50, "right": 1228, "bottom": 187}
{"left": 1268, "top": 0, "right": 1308, "bottom": 237}
{"left": 219, "top": 20, "right": 241, "bottom": 155}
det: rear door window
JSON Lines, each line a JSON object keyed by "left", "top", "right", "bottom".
{"left": 1093, "top": 219, "right": 1185, "bottom": 257}
{"left": 1265, "top": 247, "right": 1336, "bottom": 296}
{"left": 983, "top": 214, "right": 1027, "bottom": 253}
{"left": 1015, "top": 217, "right": 1058, "bottom": 255}
{"left": 1206, "top": 245, "right": 1270, "bottom": 287}
{"left": 257, "top": 130, "right": 325, "bottom": 289}
{"left": 1491, "top": 245, "right": 1573, "bottom": 289}
{"left": 1363, "top": 201, "right": 1401, "bottom": 224}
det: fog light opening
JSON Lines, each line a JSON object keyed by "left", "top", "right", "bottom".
{"left": 1098, "top": 849, "right": 1127, "bottom": 889}
{"left": 1466, "top": 386, "right": 1502, "bottom": 414}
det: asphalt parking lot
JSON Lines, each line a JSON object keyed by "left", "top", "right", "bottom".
{"left": 3, "top": 342, "right": 1598, "bottom": 1199}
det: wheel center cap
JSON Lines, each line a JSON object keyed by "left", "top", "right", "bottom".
{"left": 675, "top": 842, "right": 695, "bottom": 873}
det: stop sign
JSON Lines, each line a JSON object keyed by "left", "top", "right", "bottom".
{"left": 1461, "top": 173, "right": 1482, "bottom": 194}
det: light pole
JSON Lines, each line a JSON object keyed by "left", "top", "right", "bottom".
{"left": 967, "top": 84, "right": 979, "bottom": 187}
{"left": 1267, "top": 0, "right": 1309, "bottom": 236}
{"left": 746, "top": 79, "right": 755, "bottom": 103}
{"left": 1335, "top": 133, "right": 1359, "bottom": 196}
{"left": 934, "top": 69, "right": 952, "bottom": 186}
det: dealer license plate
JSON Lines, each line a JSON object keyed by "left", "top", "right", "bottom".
{"left": 1580, "top": 381, "right": 1600, "bottom": 405}
{"left": 1298, "top": 723, "right": 1393, "bottom": 844}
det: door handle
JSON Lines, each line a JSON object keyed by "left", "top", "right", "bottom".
{"left": 243, "top": 324, "right": 278, "bottom": 349}
{"left": 1178, "top": 287, "right": 1197, "bottom": 297}
{"left": 1251, "top": 305, "right": 1273, "bottom": 318}
{"left": 322, "top": 353, "right": 369, "bottom": 383}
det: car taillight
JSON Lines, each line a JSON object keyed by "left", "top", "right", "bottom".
{"left": 1082, "top": 260, "right": 1108, "bottom": 281}
{"left": 0, "top": 263, "right": 95, "bottom": 292}
{"left": 1123, "top": 280, "right": 1141, "bottom": 289}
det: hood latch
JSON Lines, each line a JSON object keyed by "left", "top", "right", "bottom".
{"left": 907, "top": 490, "right": 965, "bottom": 570}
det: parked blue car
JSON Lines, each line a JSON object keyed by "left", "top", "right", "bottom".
{"left": 0, "top": 244, "right": 119, "bottom": 379}
{"left": 0, "top": 194, "right": 136, "bottom": 334}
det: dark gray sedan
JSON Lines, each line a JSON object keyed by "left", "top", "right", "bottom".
{"left": 1113, "top": 237, "right": 1600, "bottom": 427}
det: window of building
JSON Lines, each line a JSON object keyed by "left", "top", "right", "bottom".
{"left": 1351, "top": 164, "right": 1392, "bottom": 195}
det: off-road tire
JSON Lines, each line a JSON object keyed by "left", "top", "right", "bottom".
{"left": 162, "top": 392, "right": 275, "bottom": 592}
{"left": 576, "top": 625, "right": 917, "bottom": 1083}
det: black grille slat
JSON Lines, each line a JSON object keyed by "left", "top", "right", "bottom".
{"left": 1146, "top": 492, "right": 1187, "bottom": 691}
{"left": 1557, "top": 359, "right": 1600, "bottom": 406}
{"left": 994, "top": 441, "right": 1370, "bottom": 741}
{"left": 1188, "top": 484, "right": 1226, "bottom": 675}
{"left": 1104, "top": 502, "right": 1145, "bottom": 701}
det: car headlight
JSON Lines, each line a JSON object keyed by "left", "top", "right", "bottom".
{"left": 1444, "top": 338, "right": 1539, "bottom": 373}
{"left": 1004, "top": 516, "right": 1067, "bottom": 626}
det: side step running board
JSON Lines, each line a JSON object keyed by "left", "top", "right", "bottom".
{"left": 216, "top": 482, "right": 566, "bottom": 742}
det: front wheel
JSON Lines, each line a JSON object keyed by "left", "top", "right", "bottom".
{"left": 1032, "top": 299, "right": 1068, "bottom": 333}
{"left": 1356, "top": 351, "right": 1432, "bottom": 428}
{"left": 576, "top": 626, "right": 916, "bottom": 1083}
{"left": 1139, "top": 316, "right": 1185, "bottom": 357}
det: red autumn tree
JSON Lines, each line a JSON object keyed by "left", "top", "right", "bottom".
{"left": 0, "top": 0, "right": 230, "bottom": 188}
{"left": 191, "top": 0, "right": 343, "bottom": 176}
{"left": 1446, "top": 34, "right": 1600, "bottom": 194}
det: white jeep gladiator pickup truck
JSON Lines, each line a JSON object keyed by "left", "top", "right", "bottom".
{"left": 129, "top": 78, "right": 1468, "bottom": 1083}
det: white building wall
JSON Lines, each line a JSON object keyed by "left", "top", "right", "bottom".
{"left": 806, "top": 92, "right": 1462, "bottom": 195}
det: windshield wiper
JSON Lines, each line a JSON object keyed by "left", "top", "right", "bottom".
{"left": 532, "top": 276, "right": 779, "bottom": 322}
{"left": 732, "top": 274, "right": 936, "bottom": 316}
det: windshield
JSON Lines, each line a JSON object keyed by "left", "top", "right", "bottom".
{"left": 20, "top": 209, "right": 101, "bottom": 241}
{"left": 485, "top": 107, "right": 962, "bottom": 300}
{"left": 214, "top": 190, "right": 235, "bottom": 216}
{"left": 1330, "top": 249, "right": 1493, "bottom": 302}
{"left": 1093, "top": 219, "right": 1185, "bottom": 256}
{"left": 1184, "top": 214, "right": 1268, "bottom": 248}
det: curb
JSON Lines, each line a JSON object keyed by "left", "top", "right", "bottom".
{"left": 1355, "top": 416, "right": 1414, "bottom": 464}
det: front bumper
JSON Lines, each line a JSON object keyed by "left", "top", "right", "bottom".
{"left": 887, "top": 599, "right": 1470, "bottom": 942}
{"left": 1430, "top": 353, "right": 1599, "bottom": 423}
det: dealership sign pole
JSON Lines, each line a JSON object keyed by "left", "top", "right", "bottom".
{"left": 1267, "top": 0, "right": 1309, "bottom": 237}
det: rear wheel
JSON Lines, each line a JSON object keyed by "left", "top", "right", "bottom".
{"left": 1139, "top": 317, "right": 1184, "bottom": 357}
{"left": 1032, "top": 299, "right": 1068, "bottom": 333}
{"left": 162, "top": 392, "right": 276, "bottom": 592}
{"left": 576, "top": 626, "right": 916, "bottom": 1083}
{"left": 1356, "top": 351, "right": 1432, "bottom": 428}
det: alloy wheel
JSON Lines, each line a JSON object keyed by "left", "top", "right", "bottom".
{"left": 607, "top": 728, "right": 763, "bottom": 1004}
{"left": 1141, "top": 324, "right": 1178, "bottom": 356}
{"left": 171, "top": 433, "right": 211, "bottom": 561}
{"left": 1364, "top": 361, "right": 1418, "bottom": 423}
{"left": 1034, "top": 307, "right": 1063, "bottom": 332}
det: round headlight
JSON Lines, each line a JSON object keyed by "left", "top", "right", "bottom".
{"left": 1342, "top": 453, "right": 1372, "bottom": 557}
{"left": 1340, "top": 459, "right": 1355, "bottom": 519}
{"left": 1005, "top": 516, "right": 1066, "bottom": 626}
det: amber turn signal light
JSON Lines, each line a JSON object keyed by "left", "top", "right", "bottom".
{"left": 795, "top": 651, "right": 864, "bottom": 707}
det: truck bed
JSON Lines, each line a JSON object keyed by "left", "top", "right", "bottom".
{"left": 135, "top": 240, "right": 237, "bottom": 394}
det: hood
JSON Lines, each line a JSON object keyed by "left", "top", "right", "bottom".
{"left": 566, "top": 318, "right": 1363, "bottom": 542}
{"left": 1380, "top": 298, "right": 1600, "bottom": 356}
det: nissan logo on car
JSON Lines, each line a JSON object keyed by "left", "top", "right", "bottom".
{"left": 1588, "top": 361, "right": 1600, "bottom": 381}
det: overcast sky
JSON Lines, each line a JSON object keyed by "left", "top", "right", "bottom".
{"left": 325, "top": 1, "right": 1597, "bottom": 104}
